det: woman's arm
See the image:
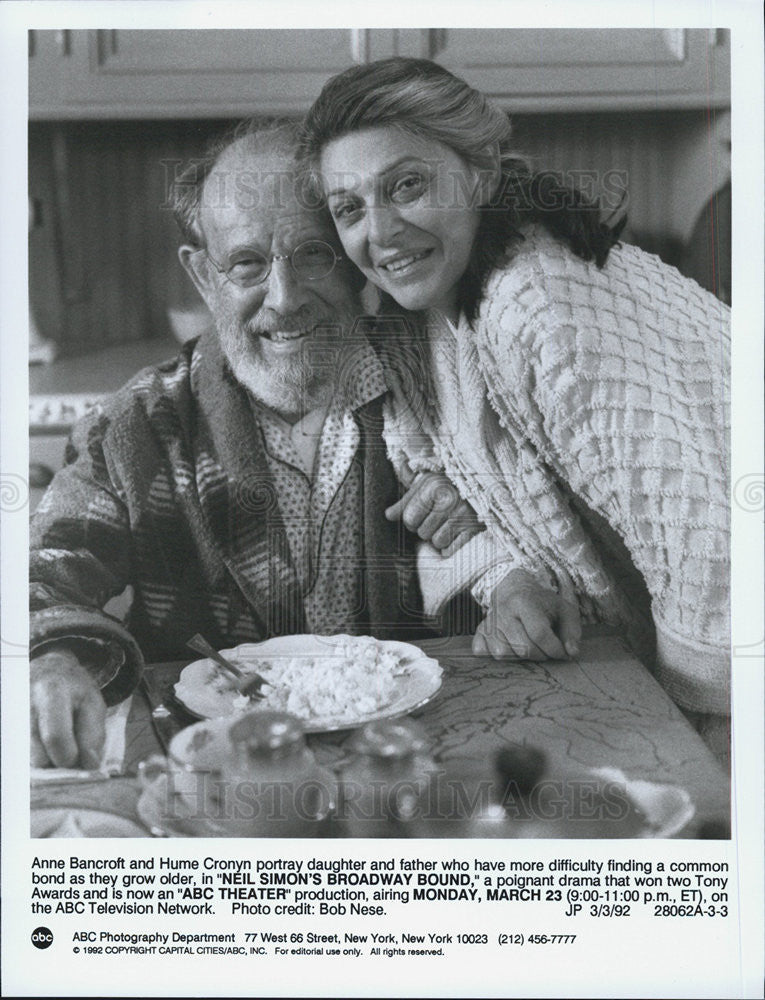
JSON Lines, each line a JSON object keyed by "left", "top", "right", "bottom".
{"left": 382, "top": 383, "right": 581, "bottom": 657}
{"left": 476, "top": 237, "right": 731, "bottom": 714}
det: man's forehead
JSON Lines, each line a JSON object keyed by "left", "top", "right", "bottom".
{"left": 199, "top": 146, "right": 330, "bottom": 245}
{"left": 209, "top": 146, "right": 292, "bottom": 200}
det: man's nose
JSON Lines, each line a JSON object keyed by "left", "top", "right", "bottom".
{"left": 261, "top": 257, "right": 310, "bottom": 313}
{"left": 366, "top": 205, "right": 405, "bottom": 247}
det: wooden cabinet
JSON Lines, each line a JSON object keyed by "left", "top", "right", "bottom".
{"left": 29, "top": 28, "right": 384, "bottom": 118}
{"left": 392, "top": 27, "right": 730, "bottom": 110}
{"left": 29, "top": 27, "right": 729, "bottom": 119}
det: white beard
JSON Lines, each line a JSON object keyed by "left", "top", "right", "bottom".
{"left": 216, "top": 307, "right": 354, "bottom": 419}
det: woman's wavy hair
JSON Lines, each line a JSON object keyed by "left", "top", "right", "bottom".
{"left": 300, "top": 57, "right": 626, "bottom": 323}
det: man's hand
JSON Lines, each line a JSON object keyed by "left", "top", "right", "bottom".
{"left": 473, "top": 568, "right": 581, "bottom": 661}
{"left": 385, "top": 471, "right": 482, "bottom": 557}
{"left": 30, "top": 647, "right": 106, "bottom": 769}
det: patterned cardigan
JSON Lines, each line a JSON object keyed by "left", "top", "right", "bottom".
{"left": 383, "top": 226, "right": 731, "bottom": 716}
{"left": 30, "top": 332, "right": 425, "bottom": 705}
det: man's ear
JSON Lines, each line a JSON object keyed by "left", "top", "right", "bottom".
{"left": 178, "top": 244, "right": 215, "bottom": 308}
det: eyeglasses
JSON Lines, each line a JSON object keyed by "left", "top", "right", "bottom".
{"left": 200, "top": 239, "right": 345, "bottom": 288}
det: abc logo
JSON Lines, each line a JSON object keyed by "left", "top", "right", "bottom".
{"left": 31, "top": 926, "right": 53, "bottom": 949}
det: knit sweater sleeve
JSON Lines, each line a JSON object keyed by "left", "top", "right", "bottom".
{"left": 382, "top": 386, "right": 555, "bottom": 617}
{"left": 30, "top": 402, "right": 144, "bottom": 706}
{"left": 476, "top": 231, "right": 731, "bottom": 714}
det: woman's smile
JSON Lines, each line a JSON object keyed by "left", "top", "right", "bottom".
{"left": 375, "top": 246, "right": 435, "bottom": 276}
{"left": 320, "top": 127, "right": 482, "bottom": 321}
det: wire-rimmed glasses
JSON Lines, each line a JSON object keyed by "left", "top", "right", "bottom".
{"left": 200, "top": 239, "right": 345, "bottom": 287}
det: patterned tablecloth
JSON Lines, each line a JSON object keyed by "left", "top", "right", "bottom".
{"left": 31, "top": 631, "right": 730, "bottom": 838}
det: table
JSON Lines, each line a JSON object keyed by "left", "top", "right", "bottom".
{"left": 33, "top": 631, "right": 730, "bottom": 838}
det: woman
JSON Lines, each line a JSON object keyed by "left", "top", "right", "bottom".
{"left": 299, "top": 57, "right": 730, "bottom": 756}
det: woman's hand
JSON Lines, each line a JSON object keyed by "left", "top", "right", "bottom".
{"left": 473, "top": 568, "right": 581, "bottom": 661}
{"left": 385, "top": 470, "right": 483, "bottom": 557}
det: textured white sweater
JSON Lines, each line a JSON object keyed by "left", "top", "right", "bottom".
{"left": 384, "top": 226, "right": 730, "bottom": 716}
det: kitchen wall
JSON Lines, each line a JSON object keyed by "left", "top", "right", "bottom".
{"left": 513, "top": 107, "right": 730, "bottom": 254}
{"left": 29, "top": 105, "right": 730, "bottom": 362}
{"left": 29, "top": 118, "right": 225, "bottom": 355}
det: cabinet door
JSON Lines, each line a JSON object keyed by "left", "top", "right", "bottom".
{"left": 29, "top": 28, "right": 378, "bottom": 118}
{"left": 393, "top": 27, "right": 730, "bottom": 110}
{"left": 29, "top": 27, "right": 729, "bottom": 118}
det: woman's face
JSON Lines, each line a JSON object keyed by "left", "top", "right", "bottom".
{"left": 320, "top": 126, "right": 482, "bottom": 320}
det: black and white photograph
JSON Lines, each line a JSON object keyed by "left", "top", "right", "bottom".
{"left": 2, "top": 3, "right": 763, "bottom": 998}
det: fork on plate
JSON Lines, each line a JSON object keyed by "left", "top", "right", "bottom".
{"left": 186, "top": 634, "right": 269, "bottom": 700}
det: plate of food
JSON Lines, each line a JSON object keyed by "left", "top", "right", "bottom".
{"left": 174, "top": 634, "right": 443, "bottom": 733}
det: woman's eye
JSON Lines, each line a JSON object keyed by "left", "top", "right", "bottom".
{"left": 331, "top": 201, "right": 362, "bottom": 223}
{"left": 390, "top": 173, "right": 427, "bottom": 203}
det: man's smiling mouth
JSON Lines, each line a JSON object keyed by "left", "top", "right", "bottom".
{"left": 258, "top": 328, "right": 314, "bottom": 343}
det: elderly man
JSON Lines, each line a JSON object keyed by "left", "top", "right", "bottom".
{"left": 30, "top": 121, "right": 579, "bottom": 769}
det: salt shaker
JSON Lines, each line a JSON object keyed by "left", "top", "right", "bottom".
{"left": 337, "top": 718, "right": 438, "bottom": 837}
{"left": 224, "top": 710, "right": 337, "bottom": 837}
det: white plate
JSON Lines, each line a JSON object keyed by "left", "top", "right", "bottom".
{"left": 174, "top": 634, "right": 443, "bottom": 733}
{"left": 31, "top": 807, "right": 150, "bottom": 838}
{"left": 590, "top": 766, "right": 696, "bottom": 838}
{"left": 136, "top": 773, "right": 227, "bottom": 838}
